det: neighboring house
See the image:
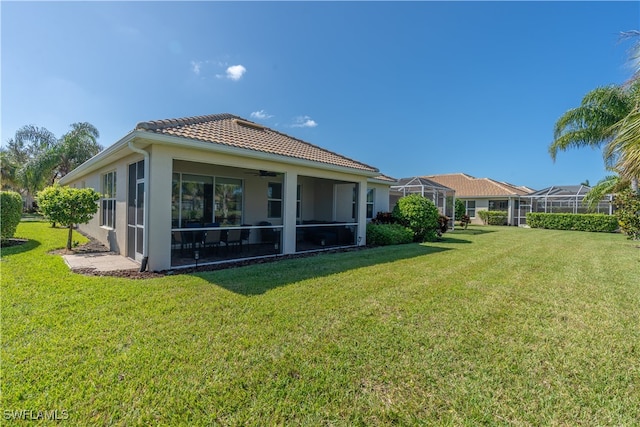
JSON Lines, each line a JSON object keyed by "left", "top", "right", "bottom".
{"left": 423, "top": 173, "right": 534, "bottom": 225}
{"left": 59, "top": 113, "right": 392, "bottom": 271}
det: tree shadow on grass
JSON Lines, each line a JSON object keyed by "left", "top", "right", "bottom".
{"left": 451, "top": 228, "right": 496, "bottom": 236}
{"left": 0, "top": 239, "right": 41, "bottom": 257}
{"left": 437, "top": 236, "right": 473, "bottom": 244}
{"left": 196, "top": 244, "right": 452, "bottom": 295}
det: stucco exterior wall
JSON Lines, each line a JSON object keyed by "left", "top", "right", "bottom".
{"left": 68, "top": 153, "right": 145, "bottom": 257}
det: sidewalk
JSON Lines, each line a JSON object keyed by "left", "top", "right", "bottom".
{"left": 62, "top": 252, "right": 140, "bottom": 272}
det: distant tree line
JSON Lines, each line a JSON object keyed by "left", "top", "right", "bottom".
{"left": 0, "top": 123, "right": 102, "bottom": 209}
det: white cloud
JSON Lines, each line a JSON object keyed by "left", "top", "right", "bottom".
{"left": 226, "top": 65, "right": 246, "bottom": 81}
{"left": 250, "top": 110, "right": 273, "bottom": 120}
{"left": 191, "top": 60, "right": 202, "bottom": 75}
{"left": 291, "top": 116, "right": 318, "bottom": 128}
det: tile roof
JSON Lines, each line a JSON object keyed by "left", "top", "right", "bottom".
{"left": 135, "top": 113, "right": 379, "bottom": 173}
{"left": 423, "top": 173, "right": 533, "bottom": 197}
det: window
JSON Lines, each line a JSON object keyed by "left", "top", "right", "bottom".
{"left": 215, "top": 177, "right": 243, "bottom": 225}
{"left": 101, "top": 171, "right": 116, "bottom": 228}
{"left": 267, "top": 182, "right": 282, "bottom": 218}
{"left": 466, "top": 200, "right": 476, "bottom": 218}
{"left": 489, "top": 200, "right": 508, "bottom": 211}
{"left": 171, "top": 173, "right": 242, "bottom": 227}
{"left": 366, "top": 188, "right": 375, "bottom": 219}
{"left": 296, "top": 185, "right": 302, "bottom": 219}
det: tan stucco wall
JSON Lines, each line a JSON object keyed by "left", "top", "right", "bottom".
{"left": 68, "top": 153, "right": 145, "bottom": 258}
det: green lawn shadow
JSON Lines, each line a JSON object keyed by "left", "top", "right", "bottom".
{"left": 0, "top": 239, "right": 41, "bottom": 257}
{"left": 196, "top": 244, "right": 452, "bottom": 295}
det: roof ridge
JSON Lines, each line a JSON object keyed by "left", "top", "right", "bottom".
{"left": 135, "top": 113, "right": 238, "bottom": 131}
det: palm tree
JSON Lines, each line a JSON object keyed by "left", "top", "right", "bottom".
{"left": 549, "top": 83, "right": 636, "bottom": 164}
{"left": 53, "top": 122, "right": 102, "bottom": 179}
{"left": 550, "top": 31, "right": 640, "bottom": 193}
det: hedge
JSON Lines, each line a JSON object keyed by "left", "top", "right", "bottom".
{"left": 478, "top": 210, "right": 508, "bottom": 225}
{"left": 1, "top": 191, "right": 23, "bottom": 240}
{"left": 366, "top": 223, "right": 413, "bottom": 246}
{"left": 526, "top": 212, "right": 618, "bottom": 233}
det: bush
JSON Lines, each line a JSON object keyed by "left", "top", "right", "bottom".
{"left": 613, "top": 189, "right": 640, "bottom": 240}
{"left": 372, "top": 212, "right": 394, "bottom": 224}
{"left": 478, "top": 210, "right": 508, "bottom": 225}
{"left": 526, "top": 212, "right": 618, "bottom": 233}
{"left": 1, "top": 191, "right": 23, "bottom": 240}
{"left": 392, "top": 194, "right": 440, "bottom": 242}
{"left": 366, "top": 223, "right": 413, "bottom": 246}
{"left": 455, "top": 199, "right": 466, "bottom": 222}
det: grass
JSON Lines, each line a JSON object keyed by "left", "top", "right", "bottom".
{"left": 2, "top": 222, "right": 639, "bottom": 425}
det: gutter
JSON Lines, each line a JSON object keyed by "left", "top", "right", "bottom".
{"left": 128, "top": 139, "right": 150, "bottom": 272}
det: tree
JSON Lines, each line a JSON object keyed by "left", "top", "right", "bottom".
{"left": 53, "top": 122, "right": 101, "bottom": 179}
{"left": 550, "top": 31, "right": 640, "bottom": 193}
{"left": 37, "top": 185, "right": 100, "bottom": 250}
{"left": 392, "top": 193, "right": 440, "bottom": 242}
{"left": 3, "top": 123, "right": 102, "bottom": 207}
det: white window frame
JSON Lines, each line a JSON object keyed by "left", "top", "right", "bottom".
{"left": 267, "top": 182, "right": 283, "bottom": 219}
{"left": 101, "top": 171, "right": 116, "bottom": 229}
{"left": 466, "top": 200, "right": 476, "bottom": 218}
{"left": 366, "top": 188, "right": 375, "bottom": 219}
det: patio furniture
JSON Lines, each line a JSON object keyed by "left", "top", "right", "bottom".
{"left": 225, "top": 228, "right": 242, "bottom": 252}
{"left": 203, "top": 229, "right": 222, "bottom": 255}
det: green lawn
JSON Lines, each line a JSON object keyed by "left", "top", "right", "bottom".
{"left": 2, "top": 222, "right": 639, "bottom": 425}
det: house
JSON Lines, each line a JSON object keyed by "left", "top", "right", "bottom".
{"left": 59, "top": 113, "right": 393, "bottom": 271}
{"left": 422, "top": 173, "right": 534, "bottom": 225}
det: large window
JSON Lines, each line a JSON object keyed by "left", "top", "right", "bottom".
{"left": 171, "top": 173, "right": 242, "bottom": 227}
{"left": 215, "top": 177, "right": 243, "bottom": 225}
{"left": 267, "top": 182, "right": 282, "bottom": 218}
{"left": 489, "top": 200, "right": 508, "bottom": 211}
{"left": 101, "top": 171, "right": 116, "bottom": 228}
{"left": 466, "top": 200, "right": 476, "bottom": 218}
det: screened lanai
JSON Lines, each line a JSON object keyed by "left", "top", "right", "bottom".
{"left": 390, "top": 177, "right": 456, "bottom": 226}
{"left": 515, "top": 185, "right": 613, "bottom": 226}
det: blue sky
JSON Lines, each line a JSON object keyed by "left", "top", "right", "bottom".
{"left": 2, "top": 1, "right": 639, "bottom": 190}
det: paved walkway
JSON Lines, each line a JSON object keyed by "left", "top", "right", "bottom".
{"left": 62, "top": 252, "right": 140, "bottom": 272}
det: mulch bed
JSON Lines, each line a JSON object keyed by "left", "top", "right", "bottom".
{"left": 0, "top": 238, "right": 28, "bottom": 248}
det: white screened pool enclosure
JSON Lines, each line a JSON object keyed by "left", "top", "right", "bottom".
{"left": 515, "top": 185, "right": 614, "bottom": 226}
{"left": 390, "top": 177, "right": 456, "bottom": 227}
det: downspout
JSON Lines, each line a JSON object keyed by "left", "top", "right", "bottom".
{"left": 128, "top": 139, "right": 150, "bottom": 272}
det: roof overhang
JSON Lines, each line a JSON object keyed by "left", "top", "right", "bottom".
{"left": 60, "top": 130, "right": 380, "bottom": 184}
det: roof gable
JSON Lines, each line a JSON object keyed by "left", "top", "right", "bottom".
{"left": 135, "top": 113, "right": 379, "bottom": 173}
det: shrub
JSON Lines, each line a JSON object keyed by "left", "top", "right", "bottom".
{"left": 366, "top": 223, "right": 413, "bottom": 246}
{"left": 613, "top": 190, "right": 640, "bottom": 240}
{"left": 1, "top": 191, "right": 23, "bottom": 240}
{"left": 526, "top": 212, "right": 618, "bottom": 233}
{"left": 455, "top": 199, "right": 466, "bottom": 222}
{"left": 478, "top": 210, "right": 508, "bottom": 225}
{"left": 392, "top": 194, "right": 440, "bottom": 242}
{"left": 372, "top": 211, "right": 394, "bottom": 224}
{"left": 437, "top": 215, "right": 450, "bottom": 237}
